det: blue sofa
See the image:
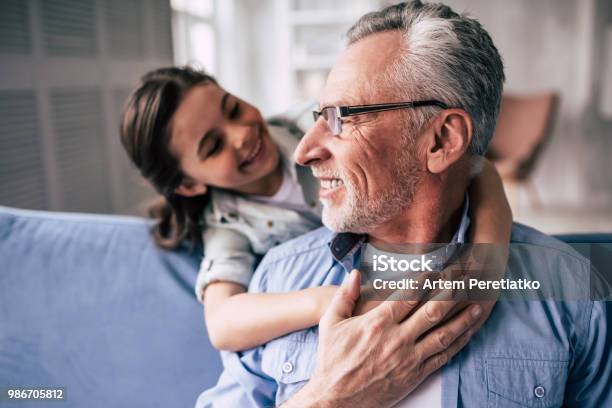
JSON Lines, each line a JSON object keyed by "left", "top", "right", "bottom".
{"left": 0, "top": 206, "right": 610, "bottom": 407}
{"left": 0, "top": 206, "right": 221, "bottom": 408}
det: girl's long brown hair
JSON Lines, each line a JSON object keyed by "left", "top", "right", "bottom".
{"left": 120, "top": 66, "right": 217, "bottom": 249}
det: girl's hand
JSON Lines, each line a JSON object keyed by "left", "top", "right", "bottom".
{"left": 312, "top": 285, "right": 340, "bottom": 320}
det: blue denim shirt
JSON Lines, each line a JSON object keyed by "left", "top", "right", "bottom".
{"left": 195, "top": 221, "right": 611, "bottom": 407}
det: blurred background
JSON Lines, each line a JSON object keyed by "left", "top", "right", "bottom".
{"left": 0, "top": 0, "right": 611, "bottom": 234}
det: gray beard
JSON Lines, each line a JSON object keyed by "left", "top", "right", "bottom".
{"left": 322, "top": 147, "right": 422, "bottom": 233}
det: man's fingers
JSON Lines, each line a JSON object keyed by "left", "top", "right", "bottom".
{"left": 414, "top": 303, "right": 481, "bottom": 359}
{"left": 466, "top": 300, "right": 496, "bottom": 332}
{"left": 373, "top": 271, "right": 438, "bottom": 323}
{"left": 420, "top": 325, "right": 473, "bottom": 378}
{"left": 320, "top": 269, "right": 361, "bottom": 327}
{"left": 399, "top": 297, "right": 459, "bottom": 339}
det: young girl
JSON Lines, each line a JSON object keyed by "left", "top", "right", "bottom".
{"left": 120, "top": 66, "right": 512, "bottom": 352}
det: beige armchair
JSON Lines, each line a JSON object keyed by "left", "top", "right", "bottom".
{"left": 486, "top": 92, "right": 560, "bottom": 208}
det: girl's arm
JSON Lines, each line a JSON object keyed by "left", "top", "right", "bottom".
{"left": 204, "top": 282, "right": 337, "bottom": 351}
{"left": 461, "top": 158, "right": 513, "bottom": 284}
{"left": 441, "top": 158, "right": 512, "bottom": 331}
{"left": 199, "top": 226, "right": 337, "bottom": 351}
{"left": 468, "top": 158, "right": 513, "bottom": 243}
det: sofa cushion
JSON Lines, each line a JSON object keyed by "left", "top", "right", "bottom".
{"left": 0, "top": 206, "right": 221, "bottom": 408}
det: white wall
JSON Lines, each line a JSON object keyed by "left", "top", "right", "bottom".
{"left": 442, "top": 0, "right": 611, "bottom": 208}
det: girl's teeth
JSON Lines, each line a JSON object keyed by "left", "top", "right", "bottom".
{"left": 247, "top": 138, "right": 261, "bottom": 163}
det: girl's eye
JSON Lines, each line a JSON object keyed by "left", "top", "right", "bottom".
{"left": 229, "top": 102, "right": 241, "bottom": 119}
{"left": 208, "top": 138, "right": 222, "bottom": 157}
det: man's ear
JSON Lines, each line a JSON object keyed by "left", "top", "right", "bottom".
{"left": 174, "top": 178, "right": 207, "bottom": 197}
{"left": 425, "top": 109, "right": 473, "bottom": 174}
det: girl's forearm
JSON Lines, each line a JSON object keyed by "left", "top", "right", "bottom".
{"left": 204, "top": 283, "right": 337, "bottom": 351}
{"left": 454, "top": 158, "right": 512, "bottom": 289}
{"left": 468, "top": 159, "right": 513, "bottom": 243}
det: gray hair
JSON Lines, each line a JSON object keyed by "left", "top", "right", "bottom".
{"left": 346, "top": 1, "right": 505, "bottom": 155}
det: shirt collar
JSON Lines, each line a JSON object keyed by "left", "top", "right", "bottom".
{"left": 328, "top": 194, "right": 471, "bottom": 263}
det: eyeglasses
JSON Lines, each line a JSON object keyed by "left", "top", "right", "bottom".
{"left": 312, "top": 100, "right": 449, "bottom": 136}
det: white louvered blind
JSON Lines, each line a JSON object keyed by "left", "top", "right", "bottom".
{"left": 104, "top": 0, "right": 145, "bottom": 57}
{"left": 40, "top": 0, "right": 98, "bottom": 56}
{"left": 152, "top": 0, "right": 174, "bottom": 60}
{"left": 50, "top": 89, "right": 111, "bottom": 212}
{"left": 0, "top": 91, "right": 47, "bottom": 209}
{"left": 0, "top": 0, "right": 32, "bottom": 54}
{"left": 0, "top": 0, "right": 173, "bottom": 214}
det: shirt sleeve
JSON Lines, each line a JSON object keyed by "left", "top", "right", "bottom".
{"left": 194, "top": 226, "right": 256, "bottom": 303}
{"left": 194, "top": 350, "right": 277, "bottom": 408}
{"left": 564, "top": 300, "right": 612, "bottom": 407}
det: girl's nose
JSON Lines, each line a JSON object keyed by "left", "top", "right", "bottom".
{"left": 226, "top": 123, "right": 250, "bottom": 150}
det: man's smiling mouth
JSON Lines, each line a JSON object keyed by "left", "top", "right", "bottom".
{"left": 318, "top": 177, "right": 345, "bottom": 200}
{"left": 320, "top": 179, "right": 344, "bottom": 189}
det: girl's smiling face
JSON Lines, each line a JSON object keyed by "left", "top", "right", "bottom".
{"left": 169, "top": 83, "right": 281, "bottom": 197}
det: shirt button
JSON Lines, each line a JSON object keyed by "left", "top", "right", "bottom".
{"left": 267, "top": 220, "right": 274, "bottom": 228}
{"left": 282, "top": 362, "right": 293, "bottom": 374}
{"left": 534, "top": 385, "right": 545, "bottom": 398}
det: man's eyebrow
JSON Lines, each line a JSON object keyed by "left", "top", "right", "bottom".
{"left": 319, "top": 100, "right": 340, "bottom": 109}
{"left": 319, "top": 97, "right": 359, "bottom": 109}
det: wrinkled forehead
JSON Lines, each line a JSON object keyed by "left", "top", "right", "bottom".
{"left": 320, "top": 30, "right": 404, "bottom": 107}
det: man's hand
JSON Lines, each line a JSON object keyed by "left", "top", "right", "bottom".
{"left": 285, "top": 269, "right": 486, "bottom": 408}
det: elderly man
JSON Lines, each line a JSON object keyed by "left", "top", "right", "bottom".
{"left": 196, "top": 2, "right": 611, "bottom": 407}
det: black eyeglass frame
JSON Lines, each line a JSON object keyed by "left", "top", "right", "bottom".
{"left": 312, "top": 99, "right": 449, "bottom": 136}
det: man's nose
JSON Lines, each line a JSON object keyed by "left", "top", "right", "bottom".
{"left": 294, "top": 120, "right": 332, "bottom": 166}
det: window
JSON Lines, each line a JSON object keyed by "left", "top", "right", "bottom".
{"left": 171, "top": 0, "right": 216, "bottom": 73}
